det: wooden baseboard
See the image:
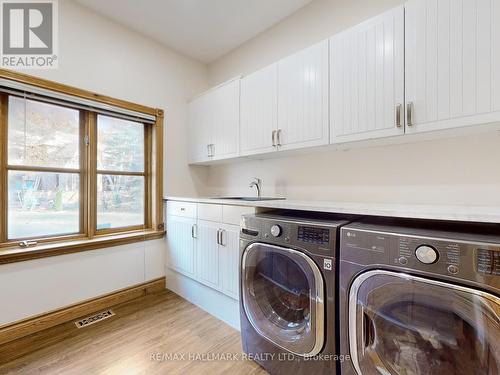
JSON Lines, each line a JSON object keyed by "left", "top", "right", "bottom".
{"left": 0, "top": 277, "right": 165, "bottom": 346}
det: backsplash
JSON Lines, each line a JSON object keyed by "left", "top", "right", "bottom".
{"left": 204, "top": 132, "right": 500, "bottom": 205}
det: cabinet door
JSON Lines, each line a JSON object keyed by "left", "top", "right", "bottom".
{"left": 212, "top": 79, "right": 240, "bottom": 160}
{"left": 195, "top": 220, "right": 220, "bottom": 289}
{"left": 405, "top": 0, "right": 500, "bottom": 133}
{"left": 219, "top": 224, "right": 240, "bottom": 300}
{"left": 188, "top": 94, "right": 212, "bottom": 163}
{"left": 330, "top": 6, "right": 405, "bottom": 143}
{"left": 277, "top": 40, "right": 329, "bottom": 151}
{"left": 240, "top": 64, "right": 278, "bottom": 156}
{"left": 166, "top": 216, "right": 196, "bottom": 277}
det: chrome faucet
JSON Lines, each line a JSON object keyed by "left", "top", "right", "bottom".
{"left": 249, "top": 178, "right": 262, "bottom": 198}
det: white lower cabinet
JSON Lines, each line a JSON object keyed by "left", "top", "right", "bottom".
{"left": 167, "top": 202, "right": 247, "bottom": 301}
{"left": 195, "top": 220, "right": 240, "bottom": 300}
{"left": 218, "top": 224, "right": 240, "bottom": 300}
{"left": 195, "top": 220, "right": 220, "bottom": 289}
{"left": 166, "top": 216, "right": 196, "bottom": 278}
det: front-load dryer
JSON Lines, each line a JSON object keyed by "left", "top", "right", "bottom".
{"left": 239, "top": 212, "right": 351, "bottom": 375}
{"left": 339, "top": 218, "right": 500, "bottom": 375}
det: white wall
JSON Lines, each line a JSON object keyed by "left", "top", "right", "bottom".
{"left": 208, "top": 0, "right": 404, "bottom": 85}
{"left": 32, "top": 0, "right": 210, "bottom": 198}
{"left": 0, "top": 240, "right": 165, "bottom": 326}
{"left": 0, "top": 0, "right": 208, "bottom": 326}
{"left": 205, "top": 0, "right": 500, "bottom": 206}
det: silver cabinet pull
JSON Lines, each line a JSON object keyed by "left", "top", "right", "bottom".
{"left": 406, "top": 102, "right": 413, "bottom": 127}
{"left": 211, "top": 144, "right": 215, "bottom": 157}
{"left": 216, "top": 229, "right": 222, "bottom": 245}
{"left": 207, "top": 144, "right": 211, "bottom": 157}
{"left": 191, "top": 224, "right": 197, "bottom": 239}
{"left": 395, "top": 103, "right": 402, "bottom": 128}
{"left": 219, "top": 229, "right": 226, "bottom": 247}
{"left": 272, "top": 130, "right": 277, "bottom": 147}
{"left": 276, "top": 129, "right": 282, "bottom": 146}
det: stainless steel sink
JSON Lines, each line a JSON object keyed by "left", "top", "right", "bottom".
{"left": 211, "top": 196, "right": 286, "bottom": 201}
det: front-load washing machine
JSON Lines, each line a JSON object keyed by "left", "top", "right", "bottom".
{"left": 339, "top": 218, "right": 500, "bottom": 375}
{"left": 239, "top": 212, "right": 351, "bottom": 375}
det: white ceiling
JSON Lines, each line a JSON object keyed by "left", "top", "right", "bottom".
{"left": 74, "top": 0, "right": 313, "bottom": 63}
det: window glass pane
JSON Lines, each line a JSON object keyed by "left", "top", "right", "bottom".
{"left": 8, "top": 171, "right": 80, "bottom": 239}
{"left": 97, "top": 115, "right": 144, "bottom": 172}
{"left": 8, "top": 96, "right": 80, "bottom": 168}
{"left": 97, "top": 175, "right": 144, "bottom": 229}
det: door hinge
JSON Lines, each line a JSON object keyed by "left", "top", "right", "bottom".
{"left": 84, "top": 135, "right": 90, "bottom": 146}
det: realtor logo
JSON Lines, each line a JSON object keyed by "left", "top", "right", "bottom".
{"left": 1, "top": 0, "right": 58, "bottom": 68}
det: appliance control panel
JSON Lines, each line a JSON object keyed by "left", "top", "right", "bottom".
{"left": 396, "top": 237, "right": 462, "bottom": 274}
{"left": 341, "top": 226, "right": 500, "bottom": 284}
{"left": 297, "top": 225, "right": 330, "bottom": 245}
{"left": 240, "top": 214, "right": 349, "bottom": 256}
{"left": 476, "top": 249, "right": 500, "bottom": 276}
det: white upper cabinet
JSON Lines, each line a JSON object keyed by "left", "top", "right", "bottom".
{"left": 240, "top": 63, "right": 278, "bottom": 156}
{"left": 188, "top": 1, "right": 500, "bottom": 163}
{"left": 187, "top": 79, "right": 239, "bottom": 163}
{"left": 277, "top": 40, "right": 330, "bottom": 151}
{"left": 212, "top": 79, "right": 240, "bottom": 160}
{"left": 188, "top": 94, "right": 212, "bottom": 163}
{"left": 330, "top": 6, "right": 405, "bottom": 143}
{"left": 405, "top": 0, "right": 500, "bottom": 133}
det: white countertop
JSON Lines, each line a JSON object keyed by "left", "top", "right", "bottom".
{"left": 164, "top": 196, "right": 500, "bottom": 224}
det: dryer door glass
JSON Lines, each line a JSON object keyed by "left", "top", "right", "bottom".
{"left": 349, "top": 270, "right": 500, "bottom": 375}
{"left": 241, "top": 243, "right": 324, "bottom": 356}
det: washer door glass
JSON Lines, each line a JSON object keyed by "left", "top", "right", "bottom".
{"left": 349, "top": 270, "right": 500, "bottom": 375}
{"left": 242, "top": 243, "right": 324, "bottom": 356}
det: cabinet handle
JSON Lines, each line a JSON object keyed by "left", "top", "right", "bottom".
{"left": 406, "top": 102, "right": 413, "bottom": 127}
{"left": 211, "top": 144, "right": 215, "bottom": 157}
{"left": 220, "top": 229, "right": 226, "bottom": 247}
{"left": 395, "top": 103, "right": 402, "bottom": 128}
{"left": 276, "top": 129, "right": 282, "bottom": 146}
{"left": 191, "top": 224, "right": 197, "bottom": 239}
{"left": 216, "top": 229, "right": 221, "bottom": 245}
{"left": 272, "top": 130, "right": 277, "bottom": 147}
{"left": 207, "top": 144, "right": 211, "bottom": 157}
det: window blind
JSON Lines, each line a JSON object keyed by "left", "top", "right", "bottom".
{"left": 0, "top": 78, "right": 157, "bottom": 124}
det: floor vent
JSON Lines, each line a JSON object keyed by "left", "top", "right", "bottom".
{"left": 75, "top": 309, "right": 115, "bottom": 329}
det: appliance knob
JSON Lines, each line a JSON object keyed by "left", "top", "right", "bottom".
{"left": 415, "top": 245, "right": 438, "bottom": 264}
{"left": 398, "top": 256, "right": 408, "bottom": 265}
{"left": 270, "top": 225, "right": 282, "bottom": 237}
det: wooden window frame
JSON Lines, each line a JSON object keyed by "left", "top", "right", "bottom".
{"left": 0, "top": 69, "right": 164, "bottom": 264}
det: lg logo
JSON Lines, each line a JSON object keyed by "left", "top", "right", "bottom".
{"left": 1, "top": 0, "right": 58, "bottom": 68}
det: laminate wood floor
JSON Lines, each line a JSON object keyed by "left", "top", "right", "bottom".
{"left": 0, "top": 290, "right": 267, "bottom": 375}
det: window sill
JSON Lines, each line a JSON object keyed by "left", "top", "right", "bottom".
{"left": 0, "top": 230, "right": 165, "bottom": 265}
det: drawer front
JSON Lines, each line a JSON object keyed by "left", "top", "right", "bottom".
{"left": 198, "top": 203, "right": 223, "bottom": 222}
{"left": 222, "top": 205, "right": 255, "bottom": 225}
{"left": 166, "top": 201, "right": 197, "bottom": 218}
